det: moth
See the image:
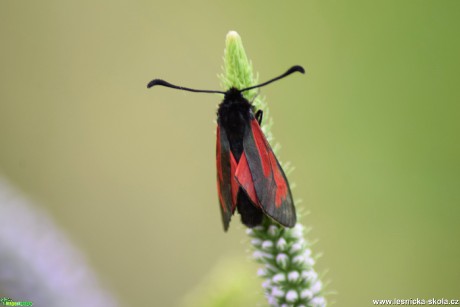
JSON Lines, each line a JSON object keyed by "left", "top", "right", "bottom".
{"left": 147, "top": 65, "right": 304, "bottom": 231}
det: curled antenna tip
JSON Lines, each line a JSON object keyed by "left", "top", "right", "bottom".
{"left": 147, "top": 79, "right": 165, "bottom": 89}
{"left": 290, "top": 65, "right": 305, "bottom": 74}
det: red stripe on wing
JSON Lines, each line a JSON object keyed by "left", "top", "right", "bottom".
{"left": 229, "top": 152, "right": 238, "bottom": 210}
{"left": 250, "top": 120, "right": 289, "bottom": 208}
{"left": 235, "top": 152, "right": 260, "bottom": 207}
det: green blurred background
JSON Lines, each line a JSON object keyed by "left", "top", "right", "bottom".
{"left": 1, "top": 1, "right": 459, "bottom": 306}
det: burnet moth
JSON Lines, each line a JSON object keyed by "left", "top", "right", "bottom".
{"left": 147, "top": 65, "right": 305, "bottom": 231}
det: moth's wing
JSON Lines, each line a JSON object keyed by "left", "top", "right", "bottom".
{"left": 216, "top": 124, "right": 238, "bottom": 231}
{"left": 235, "top": 152, "right": 260, "bottom": 207}
{"left": 238, "top": 118, "right": 296, "bottom": 227}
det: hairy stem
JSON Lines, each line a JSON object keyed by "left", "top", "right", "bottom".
{"left": 220, "top": 31, "right": 327, "bottom": 307}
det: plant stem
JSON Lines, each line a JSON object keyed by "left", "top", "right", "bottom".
{"left": 220, "top": 31, "right": 327, "bottom": 307}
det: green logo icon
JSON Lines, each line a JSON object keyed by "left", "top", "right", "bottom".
{"left": 0, "top": 299, "right": 12, "bottom": 304}
{"left": 0, "top": 297, "right": 33, "bottom": 306}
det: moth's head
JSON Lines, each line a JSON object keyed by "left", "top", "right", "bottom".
{"left": 224, "top": 87, "right": 245, "bottom": 101}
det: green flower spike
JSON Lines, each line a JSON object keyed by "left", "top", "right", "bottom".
{"left": 220, "top": 31, "right": 327, "bottom": 307}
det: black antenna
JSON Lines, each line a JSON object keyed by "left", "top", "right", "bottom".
{"left": 147, "top": 65, "right": 304, "bottom": 94}
{"left": 147, "top": 79, "right": 226, "bottom": 94}
{"left": 239, "top": 65, "right": 305, "bottom": 92}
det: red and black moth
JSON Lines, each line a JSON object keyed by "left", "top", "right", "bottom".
{"left": 147, "top": 65, "right": 304, "bottom": 231}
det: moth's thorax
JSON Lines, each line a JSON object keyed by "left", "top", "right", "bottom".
{"left": 218, "top": 87, "right": 253, "bottom": 117}
{"left": 217, "top": 87, "right": 255, "bottom": 160}
{"left": 218, "top": 88, "right": 254, "bottom": 128}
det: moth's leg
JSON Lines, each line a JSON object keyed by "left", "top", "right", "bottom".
{"left": 255, "top": 110, "right": 263, "bottom": 125}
